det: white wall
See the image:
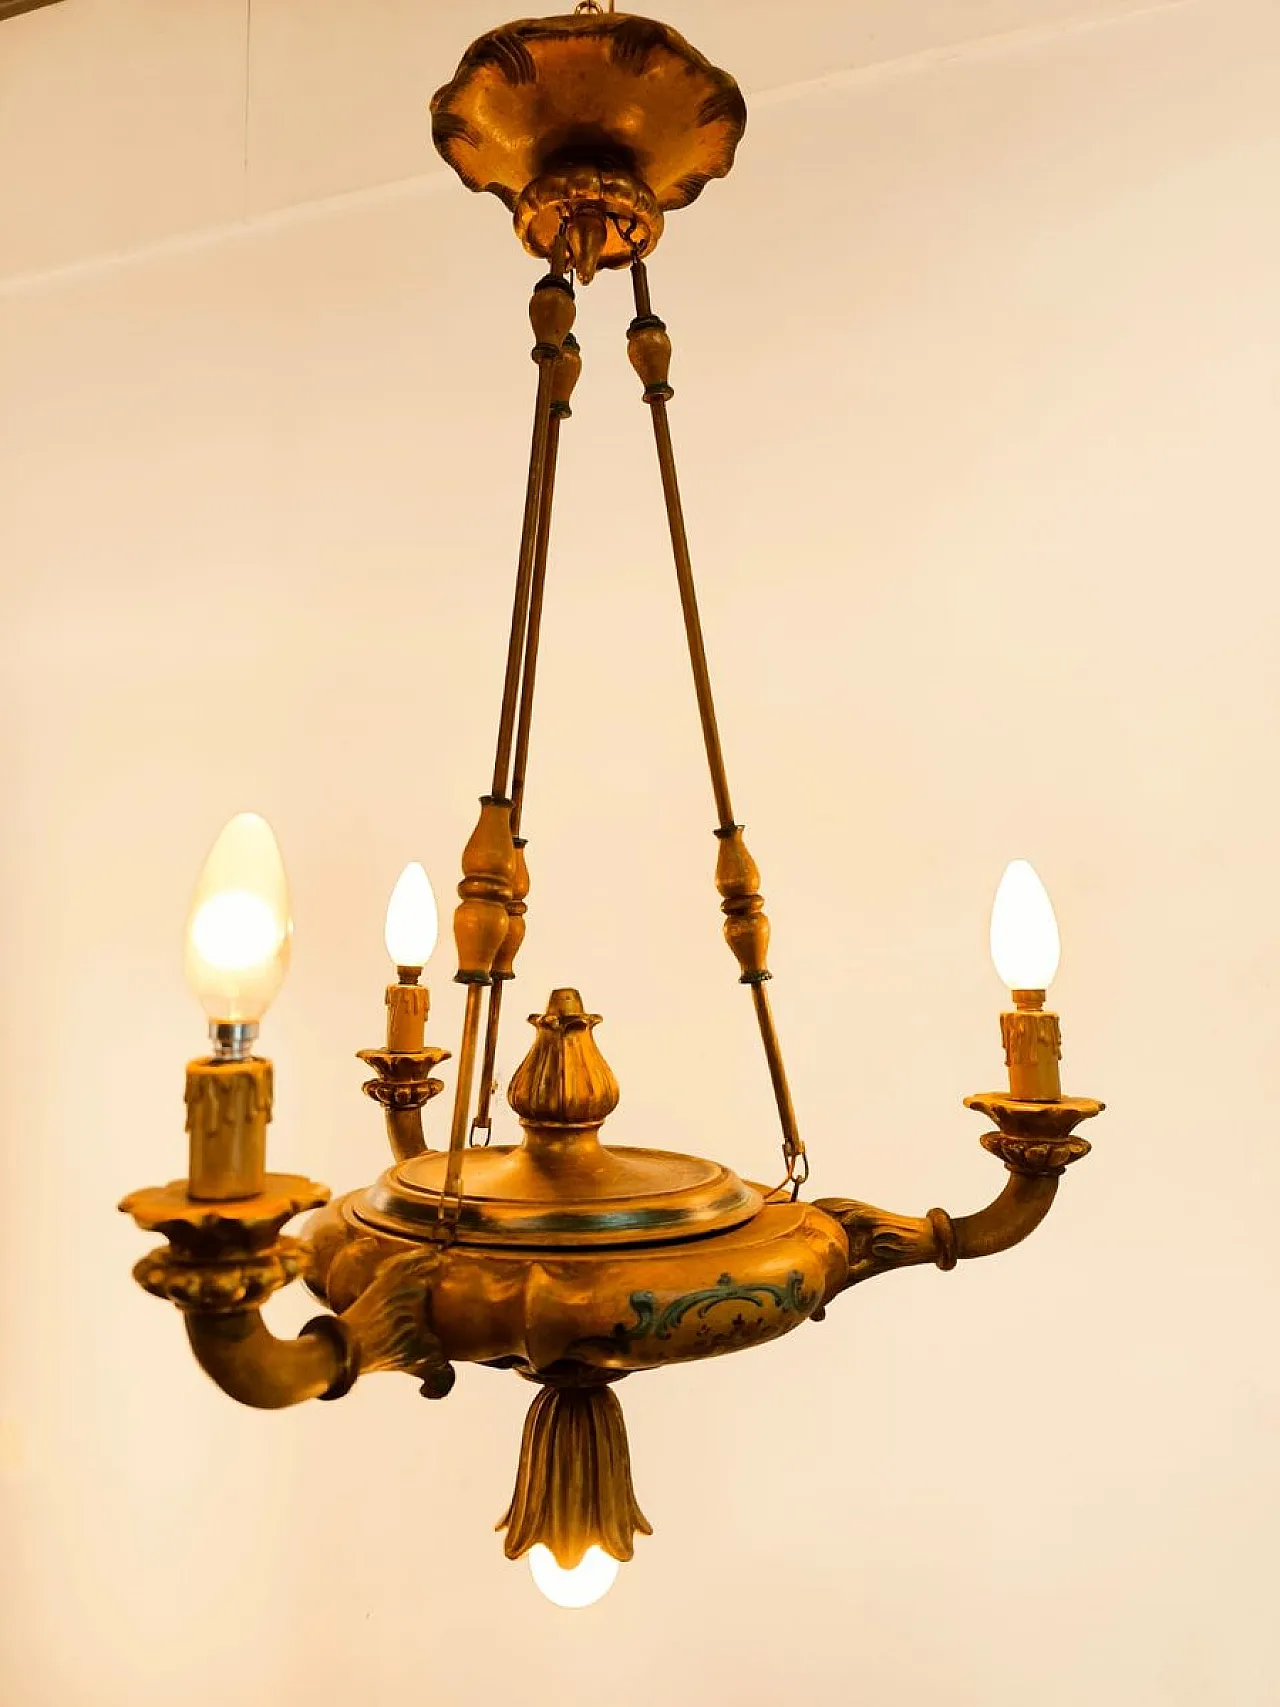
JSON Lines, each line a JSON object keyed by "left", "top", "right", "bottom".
{"left": 3, "top": 2, "right": 1279, "bottom": 1703}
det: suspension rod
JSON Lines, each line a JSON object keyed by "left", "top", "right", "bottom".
{"left": 471, "top": 389, "right": 562, "bottom": 1143}
{"left": 489, "top": 267, "right": 576, "bottom": 801}
{"left": 627, "top": 258, "right": 806, "bottom": 1189}
{"left": 750, "top": 981, "right": 806, "bottom": 1188}
{"left": 442, "top": 268, "right": 576, "bottom": 1199}
{"left": 441, "top": 983, "right": 484, "bottom": 1222}
{"left": 472, "top": 330, "right": 582, "bottom": 1144}
{"left": 628, "top": 262, "right": 735, "bottom": 832}
{"left": 511, "top": 342, "right": 579, "bottom": 836}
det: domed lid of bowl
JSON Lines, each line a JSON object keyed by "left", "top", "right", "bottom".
{"left": 355, "top": 988, "right": 762, "bottom": 1248}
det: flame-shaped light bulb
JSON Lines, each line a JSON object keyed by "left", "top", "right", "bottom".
{"left": 184, "top": 813, "right": 291, "bottom": 1046}
{"left": 384, "top": 861, "right": 439, "bottom": 971}
{"left": 528, "top": 1545, "right": 620, "bottom": 1610}
{"left": 990, "top": 859, "right": 1060, "bottom": 993}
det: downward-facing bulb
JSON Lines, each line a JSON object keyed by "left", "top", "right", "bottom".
{"left": 528, "top": 1545, "right": 619, "bottom": 1609}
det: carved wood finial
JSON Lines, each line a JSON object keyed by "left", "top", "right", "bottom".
{"left": 551, "top": 334, "right": 583, "bottom": 417}
{"left": 627, "top": 310, "right": 674, "bottom": 401}
{"left": 453, "top": 797, "right": 518, "bottom": 985}
{"left": 529, "top": 274, "right": 576, "bottom": 356}
{"left": 715, "top": 825, "right": 771, "bottom": 983}
{"left": 492, "top": 838, "right": 531, "bottom": 982}
{"left": 507, "top": 988, "right": 620, "bottom": 1130}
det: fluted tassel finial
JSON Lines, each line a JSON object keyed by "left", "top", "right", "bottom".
{"left": 498, "top": 1380, "right": 652, "bottom": 1567}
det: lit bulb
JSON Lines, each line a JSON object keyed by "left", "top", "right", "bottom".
{"left": 528, "top": 1545, "right": 619, "bottom": 1609}
{"left": 384, "top": 862, "right": 439, "bottom": 969}
{"left": 990, "top": 859, "right": 1060, "bottom": 992}
{"left": 184, "top": 813, "right": 291, "bottom": 1023}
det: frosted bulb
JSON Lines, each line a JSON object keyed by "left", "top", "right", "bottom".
{"left": 184, "top": 813, "right": 291, "bottom": 1022}
{"left": 384, "top": 862, "right": 439, "bottom": 969}
{"left": 990, "top": 859, "right": 1060, "bottom": 991}
{"left": 528, "top": 1545, "right": 619, "bottom": 1609}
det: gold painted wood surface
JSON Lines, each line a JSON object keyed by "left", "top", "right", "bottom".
{"left": 119, "top": 11, "right": 1105, "bottom": 1547}
{"left": 507, "top": 987, "right": 619, "bottom": 1129}
{"left": 815, "top": 1089, "right": 1100, "bottom": 1297}
{"left": 430, "top": 12, "right": 745, "bottom": 269}
{"left": 306, "top": 1192, "right": 845, "bottom": 1373}
{"left": 357, "top": 1041, "right": 451, "bottom": 1162}
{"left": 357, "top": 988, "right": 761, "bottom": 1247}
{"left": 499, "top": 1381, "right": 651, "bottom": 1567}
{"left": 453, "top": 797, "right": 518, "bottom": 983}
{"left": 385, "top": 980, "right": 430, "bottom": 1052}
{"left": 184, "top": 1057, "right": 272, "bottom": 1201}
{"left": 1000, "top": 996, "right": 1064, "bottom": 1101}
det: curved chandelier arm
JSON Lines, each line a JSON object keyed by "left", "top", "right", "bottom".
{"left": 123, "top": 1178, "right": 456, "bottom": 1410}
{"left": 387, "top": 1104, "right": 429, "bottom": 1163}
{"left": 815, "top": 1173, "right": 1061, "bottom": 1296}
{"left": 951, "top": 1169, "right": 1060, "bottom": 1260}
{"left": 181, "top": 1247, "right": 454, "bottom": 1410}
{"left": 184, "top": 1309, "right": 352, "bottom": 1410}
{"left": 815, "top": 1092, "right": 1100, "bottom": 1300}
{"left": 357, "top": 1044, "right": 451, "bottom": 1163}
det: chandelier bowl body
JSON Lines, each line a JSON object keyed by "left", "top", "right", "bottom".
{"left": 305, "top": 1185, "right": 847, "bottom": 1375}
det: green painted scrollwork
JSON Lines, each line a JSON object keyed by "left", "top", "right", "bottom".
{"left": 569, "top": 1270, "right": 816, "bottom": 1361}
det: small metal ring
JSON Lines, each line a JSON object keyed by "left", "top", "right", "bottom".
{"left": 927, "top": 1207, "right": 958, "bottom": 1271}
{"left": 305, "top": 1315, "right": 360, "bottom": 1401}
{"left": 787, "top": 1149, "right": 811, "bottom": 1198}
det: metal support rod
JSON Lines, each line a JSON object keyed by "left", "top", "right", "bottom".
{"left": 750, "top": 980, "right": 806, "bottom": 1188}
{"left": 510, "top": 403, "right": 564, "bottom": 838}
{"left": 491, "top": 352, "right": 561, "bottom": 800}
{"left": 449, "top": 267, "right": 576, "bottom": 1171}
{"left": 628, "top": 257, "right": 805, "bottom": 1189}
{"left": 629, "top": 263, "right": 734, "bottom": 831}
{"left": 471, "top": 979, "right": 505, "bottom": 1144}
{"left": 470, "top": 419, "right": 552, "bottom": 1137}
{"left": 471, "top": 396, "right": 561, "bottom": 1145}
{"left": 472, "top": 333, "right": 579, "bottom": 1144}
{"left": 441, "top": 983, "right": 485, "bottom": 1224}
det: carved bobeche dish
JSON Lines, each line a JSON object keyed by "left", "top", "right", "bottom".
{"left": 121, "top": 7, "right": 1101, "bottom": 1583}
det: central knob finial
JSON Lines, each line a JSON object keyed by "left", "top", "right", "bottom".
{"left": 507, "top": 989, "right": 620, "bottom": 1132}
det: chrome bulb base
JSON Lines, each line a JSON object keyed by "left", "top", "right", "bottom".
{"left": 209, "top": 1020, "right": 259, "bottom": 1062}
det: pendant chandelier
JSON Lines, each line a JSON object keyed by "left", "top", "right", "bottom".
{"left": 121, "top": 1, "right": 1103, "bottom": 1609}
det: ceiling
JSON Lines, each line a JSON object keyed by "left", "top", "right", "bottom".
{"left": 1, "top": 0, "right": 1184, "bottom": 283}
{"left": 0, "top": 0, "right": 64, "bottom": 20}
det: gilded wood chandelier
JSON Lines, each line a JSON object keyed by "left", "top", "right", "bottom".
{"left": 121, "top": 3, "right": 1102, "bottom": 1609}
